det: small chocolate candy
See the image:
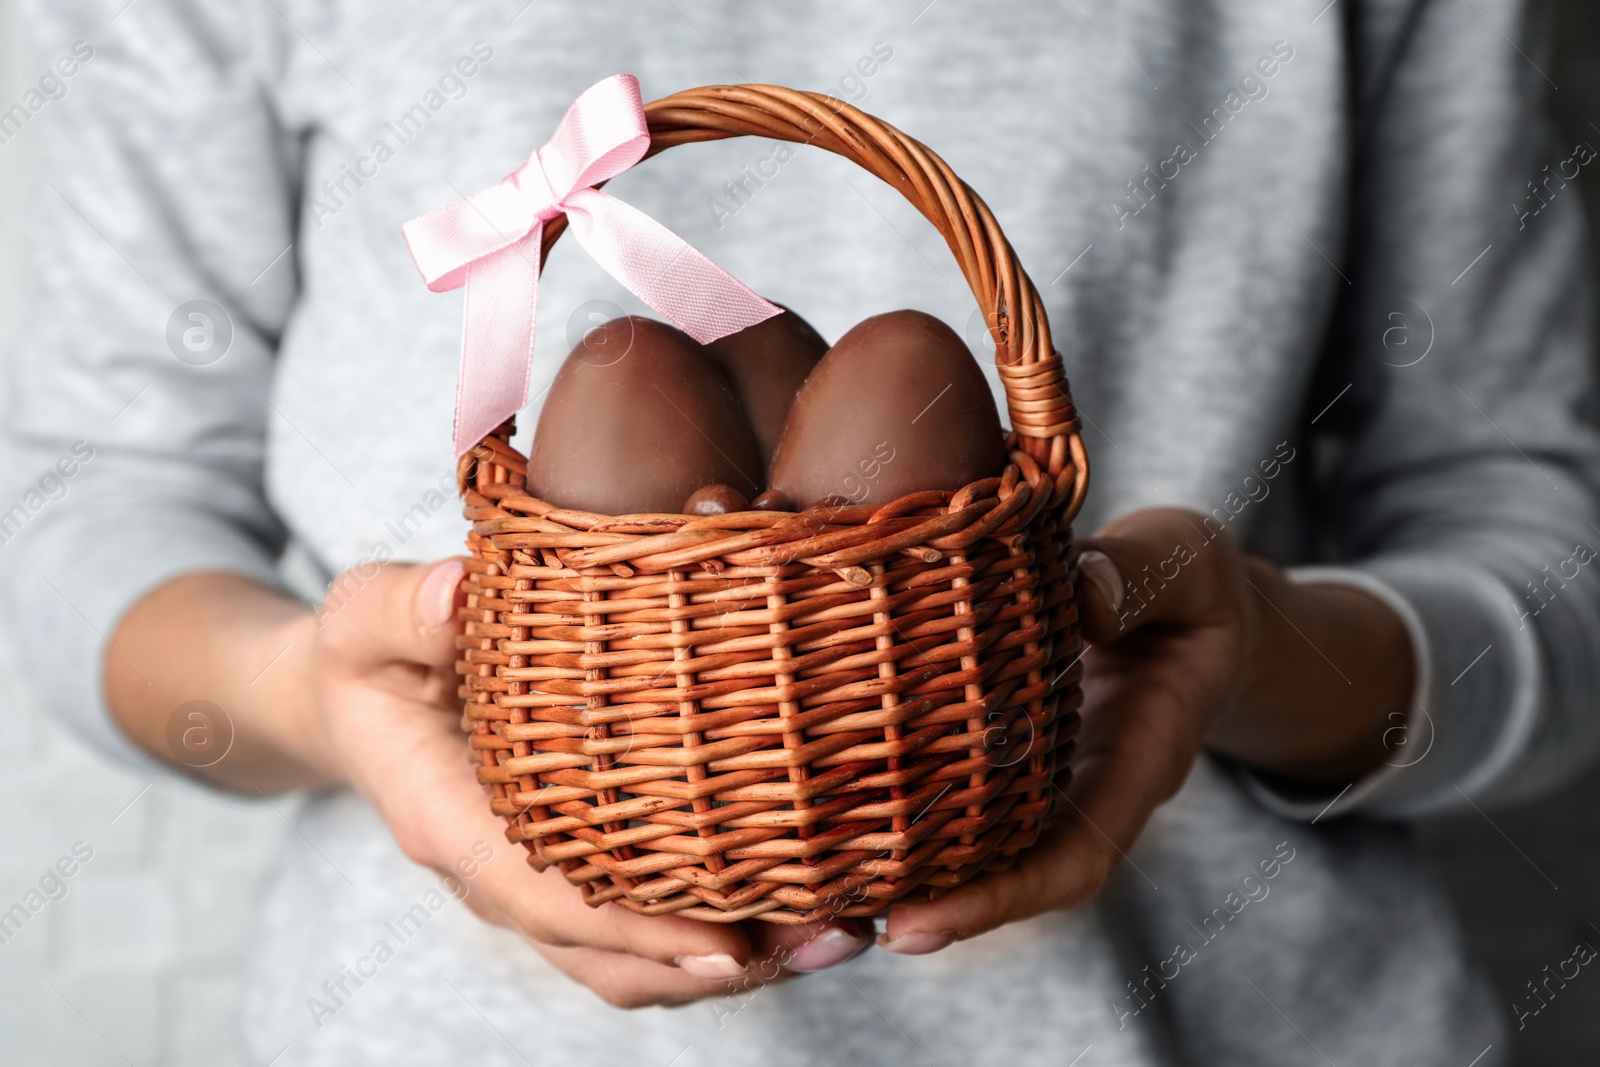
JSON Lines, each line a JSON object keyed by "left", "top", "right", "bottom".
{"left": 750, "top": 489, "right": 794, "bottom": 511}
{"left": 683, "top": 484, "right": 751, "bottom": 515}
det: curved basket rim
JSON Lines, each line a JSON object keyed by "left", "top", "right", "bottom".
{"left": 461, "top": 425, "right": 1070, "bottom": 584}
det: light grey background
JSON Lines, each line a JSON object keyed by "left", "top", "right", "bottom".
{"left": 0, "top": 5, "right": 288, "bottom": 1065}
{"left": 0, "top": 3, "right": 1595, "bottom": 1065}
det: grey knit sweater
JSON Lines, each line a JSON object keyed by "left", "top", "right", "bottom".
{"left": 9, "top": 1, "right": 1600, "bottom": 1064}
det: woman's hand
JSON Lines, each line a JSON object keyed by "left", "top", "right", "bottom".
{"left": 309, "top": 560, "right": 873, "bottom": 1006}
{"left": 107, "top": 562, "right": 870, "bottom": 1009}
{"left": 874, "top": 507, "right": 1415, "bottom": 955}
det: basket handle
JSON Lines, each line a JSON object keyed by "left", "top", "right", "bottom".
{"left": 536, "top": 83, "right": 1088, "bottom": 520}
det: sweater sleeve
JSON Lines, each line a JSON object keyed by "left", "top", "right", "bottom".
{"left": 1275, "top": 0, "right": 1600, "bottom": 816}
{"left": 0, "top": 1, "right": 298, "bottom": 765}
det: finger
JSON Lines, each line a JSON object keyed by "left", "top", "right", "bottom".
{"left": 880, "top": 728, "right": 1166, "bottom": 949}
{"left": 387, "top": 723, "right": 760, "bottom": 976}
{"left": 319, "top": 559, "right": 464, "bottom": 672}
{"left": 1075, "top": 507, "right": 1237, "bottom": 642}
{"left": 537, "top": 943, "right": 767, "bottom": 1010}
{"left": 542, "top": 897, "right": 760, "bottom": 979}
{"left": 749, "top": 917, "right": 873, "bottom": 974}
{"left": 878, "top": 820, "right": 1108, "bottom": 953}
{"left": 468, "top": 842, "right": 757, "bottom": 974}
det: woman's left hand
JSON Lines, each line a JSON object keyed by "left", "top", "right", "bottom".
{"left": 876, "top": 506, "right": 1414, "bottom": 955}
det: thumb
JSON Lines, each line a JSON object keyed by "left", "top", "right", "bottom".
{"left": 321, "top": 558, "right": 465, "bottom": 669}
{"left": 1075, "top": 509, "right": 1231, "bottom": 644}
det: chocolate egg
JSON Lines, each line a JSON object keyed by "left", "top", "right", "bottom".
{"left": 703, "top": 306, "right": 828, "bottom": 468}
{"left": 768, "top": 310, "right": 1005, "bottom": 508}
{"left": 683, "top": 484, "right": 750, "bottom": 515}
{"left": 528, "top": 317, "right": 762, "bottom": 513}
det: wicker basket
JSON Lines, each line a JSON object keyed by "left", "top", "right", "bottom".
{"left": 455, "top": 84, "right": 1090, "bottom": 924}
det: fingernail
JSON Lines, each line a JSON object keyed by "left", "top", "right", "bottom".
{"left": 676, "top": 953, "right": 745, "bottom": 980}
{"left": 877, "top": 931, "right": 954, "bottom": 956}
{"left": 788, "top": 926, "right": 871, "bottom": 973}
{"left": 418, "top": 561, "right": 464, "bottom": 631}
{"left": 1077, "top": 550, "right": 1124, "bottom": 613}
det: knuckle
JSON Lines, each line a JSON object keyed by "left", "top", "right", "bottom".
{"left": 392, "top": 829, "right": 434, "bottom": 869}
{"left": 532, "top": 926, "right": 582, "bottom": 950}
{"left": 523, "top": 911, "right": 588, "bottom": 950}
{"left": 588, "top": 974, "right": 654, "bottom": 1011}
{"left": 320, "top": 562, "right": 408, "bottom": 632}
{"left": 458, "top": 891, "right": 500, "bottom": 926}
{"left": 1079, "top": 844, "right": 1118, "bottom": 901}
{"left": 314, "top": 606, "right": 358, "bottom": 657}
{"left": 614, "top": 926, "right": 662, "bottom": 962}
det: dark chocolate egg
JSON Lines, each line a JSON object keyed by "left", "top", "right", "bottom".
{"left": 528, "top": 317, "right": 762, "bottom": 513}
{"left": 703, "top": 307, "right": 828, "bottom": 468}
{"left": 683, "top": 484, "right": 750, "bottom": 515}
{"left": 768, "top": 310, "right": 1005, "bottom": 508}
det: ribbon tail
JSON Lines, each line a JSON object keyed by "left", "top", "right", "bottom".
{"left": 562, "top": 188, "right": 781, "bottom": 344}
{"left": 453, "top": 228, "right": 543, "bottom": 456}
{"left": 403, "top": 179, "right": 541, "bottom": 293}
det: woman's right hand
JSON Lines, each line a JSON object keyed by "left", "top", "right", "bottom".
{"left": 108, "top": 561, "right": 871, "bottom": 1009}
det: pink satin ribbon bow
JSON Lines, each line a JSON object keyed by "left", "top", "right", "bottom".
{"left": 402, "top": 73, "right": 780, "bottom": 456}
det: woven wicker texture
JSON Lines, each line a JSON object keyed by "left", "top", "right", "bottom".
{"left": 456, "top": 85, "right": 1090, "bottom": 923}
